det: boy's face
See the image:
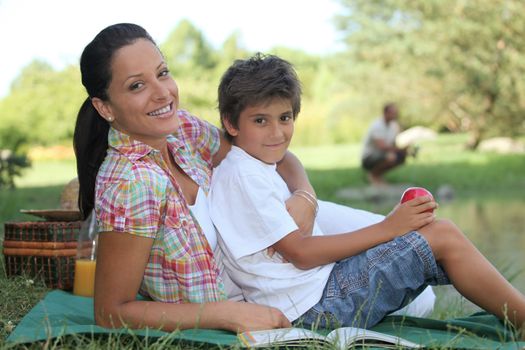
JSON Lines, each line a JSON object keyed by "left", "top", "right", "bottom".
{"left": 225, "top": 98, "right": 294, "bottom": 164}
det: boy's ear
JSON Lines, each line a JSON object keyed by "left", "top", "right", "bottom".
{"left": 91, "top": 97, "right": 115, "bottom": 123}
{"left": 222, "top": 116, "right": 239, "bottom": 137}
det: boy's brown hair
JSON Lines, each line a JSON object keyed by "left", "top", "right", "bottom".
{"left": 217, "top": 53, "right": 302, "bottom": 141}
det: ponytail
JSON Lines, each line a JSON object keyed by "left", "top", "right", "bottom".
{"left": 73, "top": 98, "right": 109, "bottom": 219}
{"left": 75, "top": 23, "right": 156, "bottom": 219}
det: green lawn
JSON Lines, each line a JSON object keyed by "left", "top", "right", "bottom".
{"left": 1, "top": 134, "right": 524, "bottom": 347}
{"left": 0, "top": 159, "right": 76, "bottom": 231}
{"left": 292, "top": 133, "right": 525, "bottom": 211}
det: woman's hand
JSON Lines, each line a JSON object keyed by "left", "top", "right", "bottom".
{"left": 221, "top": 301, "right": 291, "bottom": 333}
{"left": 383, "top": 195, "right": 437, "bottom": 238}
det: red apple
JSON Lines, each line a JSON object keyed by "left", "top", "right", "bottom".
{"left": 400, "top": 187, "right": 434, "bottom": 213}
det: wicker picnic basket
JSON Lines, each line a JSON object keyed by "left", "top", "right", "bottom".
{"left": 2, "top": 220, "right": 82, "bottom": 290}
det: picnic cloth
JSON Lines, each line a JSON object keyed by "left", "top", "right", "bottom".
{"left": 7, "top": 290, "right": 525, "bottom": 349}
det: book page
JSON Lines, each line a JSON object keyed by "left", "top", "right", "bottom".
{"left": 239, "top": 327, "right": 326, "bottom": 347}
{"left": 327, "top": 327, "right": 422, "bottom": 349}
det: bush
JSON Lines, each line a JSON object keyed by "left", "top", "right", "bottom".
{"left": 0, "top": 150, "right": 31, "bottom": 189}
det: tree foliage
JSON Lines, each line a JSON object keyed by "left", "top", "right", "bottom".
{"left": 1, "top": 14, "right": 523, "bottom": 154}
{"left": 335, "top": 0, "right": 525, "bottom": 148}
{"left": 161, "top": 19, "right": 217, "bottom": 76}
{"left": 0, "top": 61, "right": 84, "bottom": 150}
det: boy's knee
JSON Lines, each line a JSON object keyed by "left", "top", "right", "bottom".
{"left": 420, "top": 219, "right": 465, "bottom": 257}
{"left": 423, "top": 218, "right": 460, "bottom": 236}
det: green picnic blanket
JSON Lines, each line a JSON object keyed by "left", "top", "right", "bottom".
{"left": 7, "top": 290, "right": 525, "bottom": 349}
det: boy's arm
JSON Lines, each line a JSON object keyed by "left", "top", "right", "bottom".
{"left": 277, "top": 151, "right": 316, "bottom": 236}
{"left": 276, "top": 151, "right": 315, "bottom": 195}
{"left": 272, "top": 196, "right": 437, "bottom": 270}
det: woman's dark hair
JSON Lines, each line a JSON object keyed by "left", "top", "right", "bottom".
{"left": 217, "top": 53, "right": 302, "bottom": 141}
{"left": 74, "top": 23, "right": 155, "bottom": 219}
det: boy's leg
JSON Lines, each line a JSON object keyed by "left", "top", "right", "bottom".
{"left": 419, "top": 219, "right": 525, "bottom": 331}
{"left": 389, "top": 286, "right": 435, "bottom": 318}
{"left": 295, "top": 231, "right": 446, "bottom": 329}
{"left": 317, "top": 200, "right": 436, "bottom": 317}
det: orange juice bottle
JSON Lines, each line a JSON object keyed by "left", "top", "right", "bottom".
{"left": 73, "top": 213, "right": 97, "bottom": 297}
{"left": 73, "top": 258, "right": 96, "bottom": 297}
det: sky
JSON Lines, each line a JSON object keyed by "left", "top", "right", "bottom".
{"left": 0, "top": 0, "right": 344, "bottom": 98}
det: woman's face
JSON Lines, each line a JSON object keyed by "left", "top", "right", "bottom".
{"left": 93, "top": 38, "right": 180, "bottom": 149}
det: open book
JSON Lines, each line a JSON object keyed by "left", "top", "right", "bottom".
{"left": 239, "top": 327, "right": 422, "bottom": 349}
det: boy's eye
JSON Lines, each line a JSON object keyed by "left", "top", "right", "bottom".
{"left": 280, "top": 115, "right": 292, "bottom": 122}
{"left": 254, "top": 118, "right": 266, "bottom": 124}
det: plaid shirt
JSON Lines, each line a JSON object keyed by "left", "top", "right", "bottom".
{"left": 95, "top": 110, "right": 227, "bottom": 303}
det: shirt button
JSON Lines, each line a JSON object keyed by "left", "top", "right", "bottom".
{"left": 181, "top": 219, "right": 188, "bottom": 227}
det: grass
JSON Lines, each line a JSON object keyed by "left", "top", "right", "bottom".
{"left": 291, "top": 133, "right": 525, "bottom": 211}
{"left": 1, "top": 133, "right": 524, "bottom": 348}
{"left": 0, "top": 159, "right": 76, "bottom": 229}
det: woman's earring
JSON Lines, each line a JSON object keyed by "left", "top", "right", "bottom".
{"left": 107, "top": 116, "right": 114, "bottom": 122}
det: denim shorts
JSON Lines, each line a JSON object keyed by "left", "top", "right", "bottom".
{"left": 294, "top": 231, "right": 450, "bottom": 329}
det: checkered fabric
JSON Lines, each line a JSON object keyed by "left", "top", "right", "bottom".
{"left": 96, "top": 110, "right": 227, "bottom": 303}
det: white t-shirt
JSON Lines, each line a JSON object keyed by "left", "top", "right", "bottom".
{"left": 361, "top": 117, "right": 401, "bottom": 159}
{"left": 209, "top": 146, "right": 334, "bottom": 321}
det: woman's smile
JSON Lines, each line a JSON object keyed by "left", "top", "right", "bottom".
{"left": 147, "top": 102, "right": 175, "bottom": 118}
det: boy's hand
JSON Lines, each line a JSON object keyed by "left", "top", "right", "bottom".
{"left": 383, "top": 195, "right": 437, "bottom": 237}
{"left": 285, "top": 195, "right": 314, "bottom": 237}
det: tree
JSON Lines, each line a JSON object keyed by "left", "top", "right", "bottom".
{"left": 214, "top": 31, "right": 250, "bottom": 77}
{"left": 161, "top": 19, "right": 216, "bottom": 76}
{"left": 0, "top": 60, "right": 84, "bottom": 148}
{"left": 335, "top": 0, "right": 525, "bottom": 148}
{"left": 160, "top": 20, "right": 221, "bottom": 121}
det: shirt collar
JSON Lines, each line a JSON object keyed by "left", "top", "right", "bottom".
{"left": 230, "top": 145, "right": 277, "bottom": 170}
{"left": 108, "top": 127, "right": 184, "bottom": 162}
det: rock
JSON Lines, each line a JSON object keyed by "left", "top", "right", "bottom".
{"left": 396, "top": 126, "right": 437, "bottom": 148}
{"left": 436, "top": 184, "right": 454, "bottom": 202}
{"left": 478, "top": 137, "right": 525, "bottom": 154}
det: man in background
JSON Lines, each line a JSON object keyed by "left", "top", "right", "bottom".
{"left": 361, "top": 103, "right": 412, "bottom": 186}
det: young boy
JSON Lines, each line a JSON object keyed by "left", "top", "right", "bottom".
{"left": 209, "top": 53, "right": 525, "bottom": 330}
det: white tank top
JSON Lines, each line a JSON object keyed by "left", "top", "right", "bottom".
{"left": 189, "top": 188, "right": 217, "bottom": 250}
{"left": 190, "top": 188, "right": 245, "bottom": 300}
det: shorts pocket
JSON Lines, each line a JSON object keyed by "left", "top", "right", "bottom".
{"left": 325, "top": 258, "right": 369, "bottom": 299}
